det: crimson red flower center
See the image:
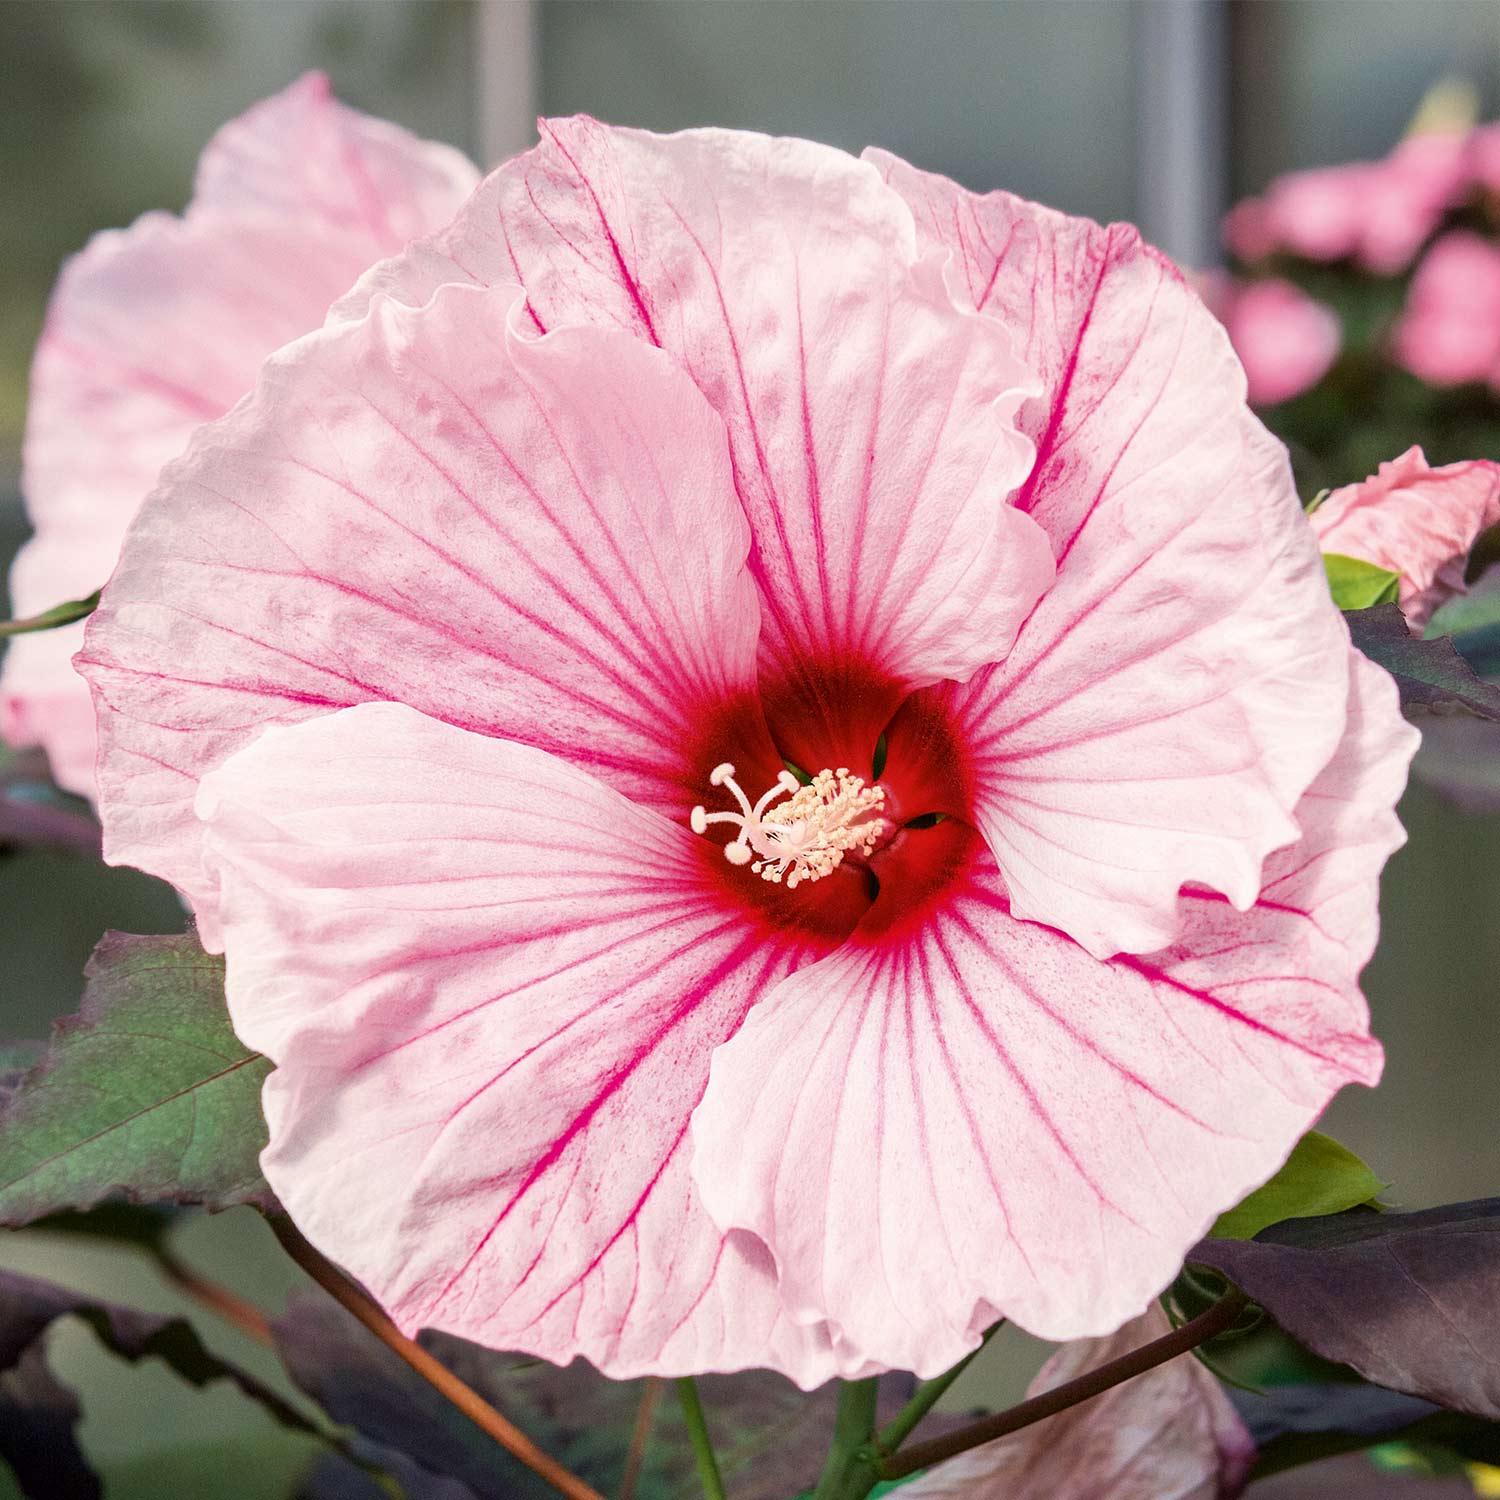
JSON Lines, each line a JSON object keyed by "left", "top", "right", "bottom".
{"left": 682, "top": 654, "right": 980, "bottom": 948}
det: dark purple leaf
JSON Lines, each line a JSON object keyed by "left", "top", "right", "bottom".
{"left": 0, "top": 745, "right": 98, "bottom": 856}
{"left": 274, "top": 1292, "right": 521, "bottom": 1500}
{"left": 1235, "top": 1379, "right": 1500, "bottom": 1481}
{"left": 0, "top": 1265, "right": 353, "bottom": 1498}
{"left": 1235, "top": 1381, "right": 1443, "bottom": 1449}
{"left": 1347, "top": 604, "right": 1500, "bottom": 721}
{"left": 0, "top": 1344, "right": 99, "bottom": 1499}
{"left": 1411, "top": 692, "right": 1500, "bottom": 812}
{"left": 1190, "top": 1199, "right": 1500, "bottom": 1418}
{"left": 275, "top": 1286, "right": 944, "bottom": 1500}
{"left": 0, "top": 1267, "right": 319, "bottom": 1436}
{"left": 296, "top": 1437, "right": 482, "bottom": 1500}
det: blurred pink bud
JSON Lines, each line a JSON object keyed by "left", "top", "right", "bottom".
{"left": 1223, "top": 198, "right": 1276, "bottom": 263}
{"left": 1392, "top": 230, "right": 1500, "bottom": 387}
{"left": 1212, "top": 276, "right": 1341, "bottom": 407}
{"left": 1264, "top": 165, "right": 1369, "bottom": 263}
{"left": 1358, "top": 130, "right": 1470, "bottom": 274}
{"left": 1225, "top": 130, "right": 1468, "bottom": 275}
{"left": 1469, "top": 122, "right": 1500, "bottom": 193}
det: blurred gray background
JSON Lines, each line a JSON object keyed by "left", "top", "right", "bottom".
{"left": 1, "top": 2, "right": 1498, "bottom": 1495}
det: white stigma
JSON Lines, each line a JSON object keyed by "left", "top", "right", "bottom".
{"left": 690, "top": 762, "right": 886, "bottom": 888}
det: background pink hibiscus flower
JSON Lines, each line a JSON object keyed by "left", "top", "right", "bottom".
{"left": 1310, "top": 446, "right": 1500, "bottom": 629}
{"left": 0, "top": 72, "right": 479, "bottom": 797}
{"left": 81, "top": 121, "right": 1416, "bottom": 1383}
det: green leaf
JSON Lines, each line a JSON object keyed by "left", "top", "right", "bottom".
{"left": 1211, "top": 1131, "right": 1385, "bottom": 1240}
{"left": 1426, "top": 578, "right": 1500, "bottom": 640}
{"left": 1346, "top": 603, "right": 1500, "bottom": 721}
{"left": 1426, "top": 566, "right": 1500, "bottom": 677}
{"left": 1452, "top": 622, "right": 1500, "bottom": 678}
{"left": 0, "top": 932, "right": 275, "bottom": 1223}
{"left": 0, "top": 590, "right": 101, "bottom": 638}
{"left": 1323, "top": 553, "right": 1402, "bottom": 610}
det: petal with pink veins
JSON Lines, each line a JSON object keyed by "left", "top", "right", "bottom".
{"left": 1310, "top": 446, "right": 1500, "bottom": 630}
{"left": 198, "top": 700, "right": 852, "bottom": 1385}
{"left": 191, "top": 71, "right": 479, "bottom": 240}
{"left": 899, "top": 1305, "right": 1254, "bottom": 1500}
{"left": 865, "top": 151, "right": 1352, "bottom": 958}
{"left": 691, "top": 655, "right": 1409, "bottom": 1373}
{"left": 3, "top": 73, "right": 480, "bottom": 799}
{"left": 333, "top": 118, "right": 1054, "bottom": 708}
{"left": 81, "top": 286, "right": 763, "bottom": 940}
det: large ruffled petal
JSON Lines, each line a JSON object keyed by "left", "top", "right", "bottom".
{"left": 334, "top": 118, "right": 1054, "bottom": 720}
{"left": 82, "top": 286, "right": 764, "bottom": 939}
{"left": 900, "top": 1306, "right": 1253, "bottom": 1500}
{"left": 2, "top": 74, "right": 480, "bottom": 799}
{"left": 1309, "top": 446, "right": 1500, "bottom": 630}
{"left": 198, "top": 701, "right": 850, "bottom": 1385}
{"left": 866, "top": 152, "right": 1352, "bottom": 958}
{"left": 691, "top": 655, "right": 1411, "bottom": 1374}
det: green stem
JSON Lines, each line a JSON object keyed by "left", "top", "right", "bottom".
{"left": 876, "top": 1324, "right": 1003, "bottom": 1455}
{"left": 811, "top": 1378, "right": 881, "bottom": 1500}
{"left": 0, "top": 590, "right": 101, "bottom": 637}
{"left": 676, "top": 1377, "right": 726, "bottom": 1500}
{"left": 877, "top": 1288, "right": 1249, "bottom": 1481}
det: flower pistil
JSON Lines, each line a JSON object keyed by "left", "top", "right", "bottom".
{"left": 691, "top": 762, "right": 886, "bottom": 888}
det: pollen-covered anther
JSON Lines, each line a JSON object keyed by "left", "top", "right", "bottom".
{"left": 691, "top": 763, "right": 886, "bottom": 888}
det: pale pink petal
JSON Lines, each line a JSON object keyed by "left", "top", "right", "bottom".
{"left": 82, "top": 286, "right": 765, "bottom": 942}
{"left": 692, "top": 656, "right": 1408, "bottom": 1372}
{"left": 198, "top": 701, "right": 849, "bottom": 1385}
{"left": 1310, "top": 446, "right": 1500, "bottom": 629}
{"left": 332, "top": 118, "right": 1054, "bottom": 718}
{"left": 866, "top": 152, "right": 1351, "bottom": 958}
{"left": 2, "top": 75, "right": 479, "bottom": 798}
{"left": 0, "top": 624, "right": 97, "bottom": 800}
{"left": 2, "top": 530, "right": 119, "bottom": 798}
{"left": 192, "top": 71, "right": 479, "bottom": 241}
{"left": 1219, "top": 278, "right": 1341, "bottom": 407}
{"left": 900, "top": 1306, "right": 1254, "bottom": 1500}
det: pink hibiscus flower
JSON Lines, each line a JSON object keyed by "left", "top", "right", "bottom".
{"left": 898, "top": 1306, "right": 1254, "bottom": 1499}
{"left": 1209, "top": 276, "right": 1342, "bottom": 407}
{"left": 1310, "top": 446, "right": 1500, "bottom": 630}
{"left": 0, "top": 73, "right": 480, "bottom": 797}
{"left": 81, "top": 120, "right": 1416, "bottom": 1383}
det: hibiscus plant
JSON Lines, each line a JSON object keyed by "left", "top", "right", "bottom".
{"left": 1, "top": 75, "right": 1499, "bottom": 1500}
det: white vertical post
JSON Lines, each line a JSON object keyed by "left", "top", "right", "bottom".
{"left": 476, "top": 0, "right": 539, "bottom": 168}
{"left": 1137, "top": 0, "right": 1229, "bottom": 269}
